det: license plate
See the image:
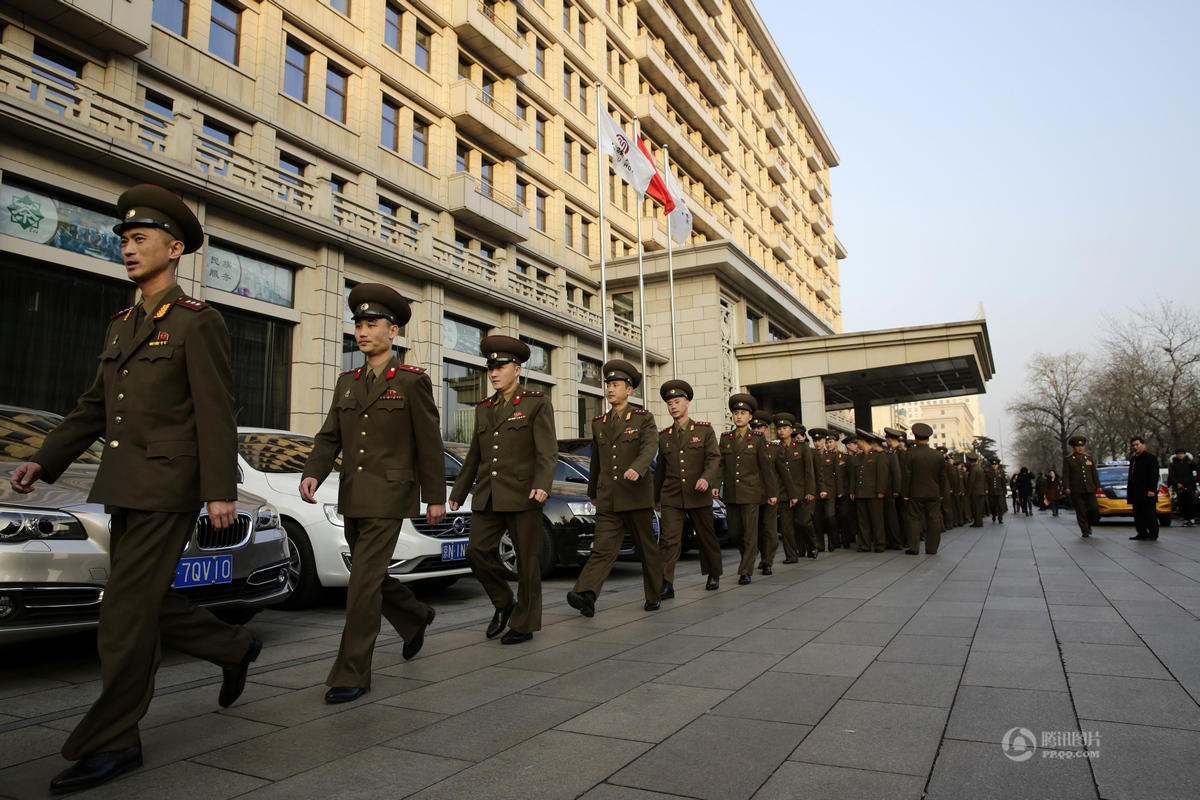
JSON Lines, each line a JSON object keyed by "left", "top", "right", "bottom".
{"left": 173, "top": 555, "right": 234, "bottom": 588}
{"left": 441, "top": 539, "right": 469, "bottom": 562}
{"left": 1114, "top": 488, "right": 1127, "bottom": 499}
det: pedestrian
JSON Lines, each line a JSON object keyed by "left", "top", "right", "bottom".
{"left": 882, "top": 428, "right": 906, "bottom": 549}
{"left": 449, "top": 335, "right": 556, "bottom": 645}
{"left": 811, "top": 428, "right": 841, "bottom": 551}
{"left": 653, "top": 380, "right": 722, "bottom": 593}
{"left": 903, "top": 423, "right": 953, "bottom": 554}
{"left": 1167, "top": 448, "right": 1196, "bottom": 525}
{"left": 965, "top": 453, "right": 986, "bottom": 526}
{"left": 853, "top": 431, "right": 887, "bottom": 552}
{"left": 301, "top": 283, "right": 446, "bottom": 702}
{"left": 9, "top": 185, "right": 260, "bottom": 793}
{"left": 772, "top": 413, "right": 814, "bottom": 562}
{"left": 838, "top": 433, "right": 860, "bottom": 548}
{"left": 1128, "top": 437, "right": 1161, "bottom": 541}
{"left": 1063, "top": 435, "right": 1100, "bottom": 538}
{"left": 1044, "top": 469, "right": 1064, "bottom": 517}
{"left": 1015, "top": 467, "right": 1034, "bottom": 516}
{"left": 718, "top": 393, "right": 778, "bottom": 584}
{"left": 752, "top": 410, "right": 790, "bottom": 574}
{"left": 985, "top": 458, "right": 1007, "bottom": 523}
{"left": 567, "top": 360, "right": 662, "bottom": 615}
{"left": 1034, "top": 471, "right": 1046, "bottom": 510}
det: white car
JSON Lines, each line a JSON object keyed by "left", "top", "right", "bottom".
{"left": 235, "top": 428, "right": 471, "bottom": 608}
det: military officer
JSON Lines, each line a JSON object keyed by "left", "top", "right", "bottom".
{"left": 301, "top": 283, "right": 446, "bottom": 703}
{"left": 720, "top": 394, "right": 778, "bottom": 584}
{"left": 774, "top": 413, "right": 816, "bottom": 561}
{"left": 811, "top": 429, "right": 841, "bottom": 551}
{"left": 985, "top": 457, "right": 1008, "bottom": 523}
{"left": 902, "top": 423, "right": 953, "bottom": 554}
{"left": 965, "top": 453, "right": 986, "bottom": 526}
{"left": 653, "top": 380, "right": 722, "bottom": 592}
{"left": 853, "top": 431, "right": 888, "bottom": 552}
{"left": 567, "top": 360, "right": 662, "bottom": 615}
{"left": 10, "top": 185, "right": 259, "bottom": 794}
{"left": 449, "top": 335, "right": 556, "bottom": 644}
{"left": 1063, "top": 435, "right": 1101, "bottom": 538}
{"left": 752, "top": 410, "right": 792, "bottom": 574}
{"left": 838, "top": 433, "right": 860, "bottom": 549}
{"left": 882, "top": 428, "right": 906, "bottom": 550}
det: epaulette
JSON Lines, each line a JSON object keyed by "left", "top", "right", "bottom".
{"left": 175, "top": 296, "right": 208, "bottom": 311}
{"left": 695, "top": 421, "right": 711, "bottom": 427}
{"left": 660, "top": 426, "right": 673, "bottom": 435}
{"left": 112, "top": 306, "right": 135, "bottom": 320}
{"left": 519, "top": 390, "right": 544, "bottom": 397}
{"left": 397, "top": 364, "right": 426, "bottom": 373}
{"left": 752, "top": 429, "right": 765, "bottom": 437}
{"left": 339, "top": 369, "right": 356, "bottom": 376}
{"left": 592, "top": 413, "right": 606, "bottom": 421}
{"left": 632, "top": 408, "right": 649, "bottom": 414}
{"left": 351, "top": 367, "right": 364, "bottom": 380}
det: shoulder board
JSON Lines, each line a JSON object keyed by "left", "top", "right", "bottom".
{"left": 352, "top": 367, "right": 364, "bottom": 380}
{"left": 752, "top": 429, "right": 765, "bottom": 437}
{"left": 722, "top": 431, "right": 734, "bottom": 437}
{"left": 519, "top": 390, "right": 544, "bottom": 397}
{"left": 660, "top": 426, "right": 673, "bottom": 435}
{"left": 695, "top": 421, "right": 711, "bottom": 427}
{"left": 397, "top": 364, "right": 426, "bottom": 374}
{"left": 339, "top": 369, "right": 356, "bottom": 377}
{"left": 632, "top": 408, "right": 649, "bottom": 414}
{"left": 592, "top": 413, "right": 606, "bottom": 421}
{"left": 477, "top": 398, "right": 491, "bottom": 406}
{"left": 174, "top": 296, "right": 208, "bottom": 311}
{"left": 111, "top": 306, "right": 135, "bottom": 320}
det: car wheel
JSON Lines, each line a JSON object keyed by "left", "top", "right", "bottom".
{"left": 499, "top": 525, "right": 557, "bottom": 580}
{"left": 275, "top": 521, "right": 323, "bottom": 610}
{"left": 213, "top": 607, "right": 259, "bottom": 625}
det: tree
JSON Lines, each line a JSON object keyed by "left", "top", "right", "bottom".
{"left": 971, "top": 435, "right": 999, "bottom": 462}
{"left": 1007, "top": 352, "right": 1090, "bottom": 458}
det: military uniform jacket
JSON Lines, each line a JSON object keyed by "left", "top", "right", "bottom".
{"left": 34, "top": 284, "right": 237, "bottom": 512}
{"left": 303, "top": 357, "right": 446, "bottom": 518}
{"left": 774, "top": 440, "right": 813, "bottom": 501}
{"left": 719, "top": 429, "right": 777, "bottom": 505}
{"left": 951, "top": 463, "right": 965, "bottom": 495}
{"left": 449, "top": 390, "right": 556, "bottom": 512}
{"left": 589, "top": 406, "right": 658, "bottom": 512}
{"left": 902, "top": 444, "right": 953, "bottom": 500}
{"left": 836, "top": 452, "right": 854, "bottom": 496}
{"left": 654, "top": 420, "right": 720, "bottom": 509}
{"left": 966, "top": 464, "right": 986, "bottom": 495}
{"left": 883, "top": 448, "right": 902, "bottom": 495}
{"left": 854, "top": 449, "right": 889, "bottom": 497}
{"left": 815, "top": 449, "right": 842, "bottom": 497}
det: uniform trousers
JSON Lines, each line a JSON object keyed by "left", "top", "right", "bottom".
{"left": 793, "top": 499, "right": 818, "bottom": 554}
{"left": 970, "top": 495, "right": 985, "bottom": 526}
{"left": 660, "top": 504, "right": 721, "bottom": 581}
{"left": 941, "top": 496, "right": 955, "bottom": 532}
{"left": 906, "top": 499, "right": 944, "bottom": 554}
{"left": 883, "top": 496, "right": 904, "bottom": 548}
{"left": 814, "top": 497, "right": 838, "bottom": 549}
{"left": 726, "top": 502, "right": 761, "bottom": 576}
{"left": 778, "top": 498, "right": 801, "bottom": 561}
{"left": 758, "top": 502, "right": 779, "bottom": 566}
{"left": 1068, "top": 492, "right": 1098, "bottom": 535}
{"left": 466, "top": 506, "right": 542, "bottom": 634}
{"left": 1131, "top": 497, "right": 1160, "bottom": 539}
{"left": 988, "top": 494, "right": 1005, "bottom": 521}
{"left": 573, "top": 509, "right": 661, "bottom": 604}
{"left": 856, "top": 497, "right": 884, "bottom": 551}
{"left": 837, "top": 497, "right": 857, "bottom": 548}
{"left": 330, "top": 517, "right": 430, "bottom": 688}
{"left": 63, "top": 509, "right": 251, "bottom": 760}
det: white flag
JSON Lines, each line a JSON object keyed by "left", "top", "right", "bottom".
{"left": 598, "top": 114, "right": 655, "bottom": 195}
{"left": 664, "top": 164, "right": 693, "bottom": 245}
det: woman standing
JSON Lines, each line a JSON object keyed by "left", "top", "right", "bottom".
{"left": 1044, "top": 469, "right": 1064, "bottom": 517}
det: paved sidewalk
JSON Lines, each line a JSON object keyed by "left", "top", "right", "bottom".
{"left": 3, "top": 513, "right": 1200, "bottom": 799}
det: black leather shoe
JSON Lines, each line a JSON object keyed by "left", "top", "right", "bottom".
{"left": 782, "top": 558, "right": 798, "bottom": 564}
{"left": 808, "top": 551, "right": 818, "bottom": 559}
{"left": 325, "top": 686, "right": 368, "bottom": 704}
{"left": 219, "top": 636, "right": 262, "bottom": 708}
{"left": 737, "top": 575, "right": 752, "bottom": 585}
{"left": 500, "top": 629, "right": 533, "bottom": 645}
{"left": 1129, "top": 535, "right": 1145, "bottom": 540}
{"left": 761, "top": 565, "right": 773, "bottom": 575}
{"left": 705, "top": 576, "right": 719, "bottom": 590}
{"left": 50, "top": 746, "right": 143, "bottom": 795}
{"left": 567, "top": 590, "right": 595, "bottom": 617}
{"left": 644, "top": 600, "right": 661, "bottom": 611}
{"left": 857, "top": 547, "right": 870, "bottom": 552}
{"left": 487, "top": 601, "right": 516, "bottom": 639}
{"left": 403, "top": 606, "right": 435, "bottom": 660}
{"left": 659, "top": 581, "right": 674, "bottom": 600}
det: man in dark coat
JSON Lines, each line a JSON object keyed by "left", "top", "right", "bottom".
{"left": 1167, "top": 448, "right": 1196, "bottom": 525}
{"left": 1128, "top": 437, "right": 1160, "bottom": 541}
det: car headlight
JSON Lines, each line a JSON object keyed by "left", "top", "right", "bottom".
{"left": 323, "top": 504, "right": 345, "bottom": 527}
{"left": 567, "top": 501, "right": 596, "bottom": 515}
{"left": 0, "top": 507, "right": 87, "bottom": 543}
{"left": 255, "top": 503, "right": 280, "bottom": 531}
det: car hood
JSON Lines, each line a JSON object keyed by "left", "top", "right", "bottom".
{"left": 552, "top": 479, "right": 589, "bottom": 498}
{"left": 0, "top": 464, "right": 104, "bottom": 513}
{"left": 262, "top": 470, "right": 339, "bottom": 503}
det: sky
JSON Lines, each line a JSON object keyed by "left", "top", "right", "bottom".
{"left": 754, "top": 0, "right": 1200, "bottom": 459}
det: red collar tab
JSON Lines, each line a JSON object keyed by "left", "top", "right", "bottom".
{"left": 353, "top": 368, "right": 363, "bottom": 380}
{"left": 385, "top": 366, "right": 397, "bottom": 379}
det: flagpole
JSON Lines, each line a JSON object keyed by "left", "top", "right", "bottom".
{"left": 594, "top": 82, "right": 609, "bottom": 364}
{"left": 663, "top": 144, "right": 678, "bottom": 379}
{"left": 633, "top": 116, "right": 648, "bottom": 403}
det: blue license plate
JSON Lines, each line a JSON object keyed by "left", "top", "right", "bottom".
{"left": 173, "top": 555, "right": 234, "bottom": 588}
{"left": 441, "top": 539, "right": 469, "bottom": 562}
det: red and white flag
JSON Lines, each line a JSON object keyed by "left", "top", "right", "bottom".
{"left": 598, "top": 114, "right": 656, "bottom": 197}
{"left": 636, "top": 137, "right": 675, "bottom": 213}
{"left": 663, "top": 163, "right": 693, "bottom": 245}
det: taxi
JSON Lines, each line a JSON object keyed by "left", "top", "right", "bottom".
{"left": 1095, "top": 462, "right": 1172, "bottom": 524}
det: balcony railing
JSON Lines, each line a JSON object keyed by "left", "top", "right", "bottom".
{"left": 567, "top": 300, "right": 602, "bottom": 328}
{"left": 611, "top": 315, "right": 642, "bottom": 345}
{"left": 508, "top": 269, "right": 560, "bottom": 308}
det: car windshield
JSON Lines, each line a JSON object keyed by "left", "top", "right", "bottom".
{"left": 561, "top": 452, "right": 590, "bottom": 477}
{"left": 0, "top": 408, "right": 104, "bottom": 465}
{"left": 238, "top": 431, "right": 340, "bottom": 473}
{"left": 554, "top": 458, "right": 588, "bottom": 483}
{"left": 1097, "top": 466, "right": 1126, "bottom": 485}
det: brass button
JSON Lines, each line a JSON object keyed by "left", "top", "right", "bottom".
{"left": 120, "top": 369, "right": 129, "bottom": 376}
{"left": 493, "top": 445, "right": 499, "bottom": 450}
{"left": 492, "top": 471, "right": 497, "bottom": 476}
{"left": 356, "top": 465, "right": 363, "bottom": 471}
{"left": 116, "top": 393, "right": 124, "bottom": 401}
{"left": 492, "top": 457, "right": 498, "bottom": 462}
{"left": 361, "top": 431, "right": 367, "bottom": 436}
{"left": 494, "top": 431, "right": 499, "bottom": 436}
{"left": 358, "top": 448, "right": 364, "bottom": 454}
{"left": 114, "top": 416, "right": 123, "bottom": 424}
{"left": 109, "top": 440, "right": 119, "bottom": 448}
{"left": 363, "top": 413, "right": 369, "bottom": 419}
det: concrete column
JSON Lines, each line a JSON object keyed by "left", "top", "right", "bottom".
{"left": 853, "top": 392, "right": 873, "bottom": 433}
{"left": 799, "top": 376, "right": 827, "bottom": 430}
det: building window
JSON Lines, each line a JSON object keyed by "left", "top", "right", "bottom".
{"left": 578, "top": 356, "right": 602, "bottom": 387}
{"left": 443, "top": 361, "right": 487, "bottom": 444}
{"left": 581, "top": 219, "right": 591, "bottom": 255}
{"left": 516, "top": 180, "right": 528, "bottom": 207}
{"left": 563, "top": 67, "right": 572, "bottom": 101}
{"left": 563, "top": 0, "right": 572, "bottom": 31}
{"left": 480, "top": 156, "right": 494, "bottom": 194}
{"left": 613, "top": 292, "right": 634, "bottom": 322}
{"left": 329, "top": 0, "right": 349, "bottom": 16}
{"left": 381, "top": 97, "right": 399, "bottom": 150}
{"left": 384, "top": 3, "right": 400, "bottom": 50}
{"left": 578, "top": 392, "right": 603, "bottom": 436}
{"left": 412, "top": 116, "right": 429, "bottom": 167}
{"left": 152, "top": 0, "right": 188, "bottom": 36}
{"left": 0, "top": 180, "right": 121, "bottom": 264}
{"left": 415, "top": 25, "right": 432, "bottom": 71}
{"left": 198, "top": 118, "right": 235, "bottom": 175}
{"left": 564, "top": 209, "right": 575, "bottom": 246}
{"left": 535, "top": 116, "right": 546, "bottom": 152}
{"left": 206, "top": 242, "right": 295, "bottom": 308}
{"left": 284, "top": 39, "right": 309, "bottom": 102}
{"left": 220, "top": 305, "right": 292, "bottom": 429}
{"left": 277, "top": 153, "right": 307, "bottom": 205}
{"left": 328, "top": 175, "right": 347, "bottom": 195}
{"left": 30, "top": 43, "right": 82, "bottom": 117}
{"left": 442, "top": 314, "right": 487, "bottom": 354}
{"left": 209, "top": 0, "right": 240, "bottom": 66}
{"left": 745, "top": 308, "right": 761, "bottom": 343}
{"left": 521, "top": 337, "right": 552, "bottom": 374}
{"left": 456, "top": 142, "right": 469, "bottom": 173}
{"left": 535, "top": 40, "right": 546, "bottom": 78}
{"left": 563, "top": 138, "right": 574, "bottom": 174}
{"left": 325, "top": 66, "right": 348, "bottom": 122}
{"left": 139, "top": 88, "right": 173, "bottom": 152}
{"left": 535, "top": 191, "right": 547, "bottom": 230}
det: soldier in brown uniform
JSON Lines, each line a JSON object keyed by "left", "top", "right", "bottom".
{"left": 985, "top": 457, "right": 1007, "bottom": 523}
{"left": 753, "top": 410, "right": 792, "bottom": 574}
{"left": 882, "top": 428, "right": 906, "bottom": 550}
{"left": 902, "top": 423, "right": 953, "bottom": 554}
{"left": 774, "top": 414, "right": 816, "bottom": 560}
{"left": 838, "top": 433, "right": 860, "bottom": 549}
{"left": 853, "top": 431, "right": 888, "bottom": 552}
{"left": 10, "top": 186, "right": 259, "bottom": 793}
{"left": 720, "top": 394, "right": 778, "bottom": 584}
{"left": 965, "top": 453, "right": 987, "bottom": 526}
{"left": 567, "top": 360, "right": 662, "bottom": 615}
{"left": 810, "top": 429, "right": 841, "bottom": 551}
{"left": 1063, "top": 435, "right": 1101, "bottom": 538}
{"left": 449, "top": 336, "right": 556, "bottom": 644}
{"left": 653, "top": 380, "right": 722, "bottom": 593}
{"left": 301, "top": 283, "right": 446, "bottom": 703}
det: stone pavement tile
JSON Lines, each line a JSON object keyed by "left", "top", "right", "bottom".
{"left": 1060, "top": 642, "right": 1172, "bottom": 680}
{"left": 578, "top": 784, "right": 694, "bottom": 800}
{"left": 610, "top": 715, "right": 810, "bottom": 800}
{"left": 925, "top": 738, "right": 1097, "bottom": 800}
{"left": 0, "top": 725, "right": 63, "bottom": 770}
{"left": 1047, "top": 604, "right": 1124, "bottom": 623}
{"left": 716, "top": 626, "right": 818, "bottom": 654}
{"left": 1053, "top": 620, "right": 1143, "bottom": 646}
{"left": 376, "top": 627, "right": 485, "bottom": 658}
{"left": 789, "top": 699, "right": 947, "bottom": 776}
{"left": 383, "top": 666, "right": 556, "bottom": 715}
{"left": 581, "top": 620, "right": 689, "bottom": 646}
{"left": 387, "top": 694, "right": 593, "bottom": 762}
{"left": 652, "top": 601, "right": 743, "bottom": 625}
{"left": 899, "top": 615, "right": 978, "bottom": 638}
{"left": 375, "top": 640, "right": 518, "bottom": 681}
{"left": 522, "top": 658, "right": 674, "bottom": 703}
{"left": 1043, "top": 591, "right": 1109, "bottom": 606}
{"left": 137, "top": 713, "right": 280, "bottom": 770}
{"left": 617, "top": 634, "right": 729, "bottom": 664}
{"left": 963, "top": 651, "right": 1068, "bottom": 692}
{"left": 813, "top": 620, "right": 902, "bottom": 646}
{"left": 764, "top": 597, "right": 863, "bottom": 630}
{"left": 192, "top": 703, "right": 443, "bottom": 781}
{"left": 0, "top": 681, "right": 101, "bottom": 719}
{"left": 224, "top": 676, "right": 427, "bottom": 727}
{"left": 912, "top": 600, "right": 983, "bottom": 618}
{"left": 752, "top": 762, "right": 925, "bottom": 800}
{"left": 1080, "top": 719, "right": 1200, "bottom": 800}
{"left": 820, "top": 584, "right": 883, "bottom": 599}
{"left": 945, "top": 686, "right": 1078, "bottom": 745}
{"left": 63, "top": 760, "right": 267, "bottom": 800}
{"left": 987, "top": 581, "right": 1045, "bottom": 598}
{"left": 878, "top": 634, "right": 971, "bottom": 666}
{"left": 556, "top": 682, "right": 729, "bottom": 742}
{"left": 499, "top": 640, "right": 631, "bottom": 674}
{"left": 1069, "top": 674, "right": 1200, "bottom": 731}
{"left": 407, "top": 730, "right": 649, "bottom": 800}
{"left": 655, "top": 651, "right": 783, "bottom": 690}
{"left": 0, "top": 677, "right": 72, "bottom": 703}
{"left": 678, "top": 608, "right": 793, "bottom": 639}
{"left": 772, "top": 643, "right": 882, "bottom": 678}
{"left": 845, "top": 661, "right": 962, "bottom": 708}
{"left": 1112, "top": 600, "right": 1195, "bottom": 618}
{"left": 843, "top": 604, "right": 919, "bottom": 624}
{"left": 243, "top": 746, "right": 470, "bottom": 800}
{"left": 983, "top": 597, "right": 1048, "bottom": 611}
{"left": 970, "top": 631, "right": 1061, "bottom": 656}
{"left": 712, "top": 672, "right": 852, "bottom": 726}
{"left": 976, "top": 610, "right": 1054, "bottom": 632}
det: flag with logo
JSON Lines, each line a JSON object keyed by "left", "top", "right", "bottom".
{"left": 636, "top": 137, "right": 675, "bottom": 213}
{"left": 598, "top": 114, "right": 656, "bottom": 197}
{"left": 663, "top": 163, "right": 693, "bottom": 244}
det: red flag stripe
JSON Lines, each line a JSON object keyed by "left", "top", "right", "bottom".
{"left": 636, "top": 137, "right": 676, "bottom": 214}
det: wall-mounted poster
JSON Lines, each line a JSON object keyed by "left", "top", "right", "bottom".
{"left": 206, "top": 243, "right": 293, "bottom": 307}
{"left": 1, "top": 181, "right": 122, "bottom": 264}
